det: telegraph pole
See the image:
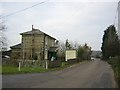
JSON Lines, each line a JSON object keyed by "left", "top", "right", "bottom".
{"left": 118, "top": 1, "right": 120, "bottom": 82}
{"left": 118, "top": 1, "right": 120, "bottom": 39}
{"left": 118, "top": 1, "right": 120, "bottom": 58}
{"left": 22, "top": 34, "right": 25, "bottom": 64}
{"left": 31, "top": 25, "right": 34, "bottom": 62}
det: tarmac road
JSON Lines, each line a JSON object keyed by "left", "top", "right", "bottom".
{"left": 2, "top": 59, "right": 117, "bottom": 88}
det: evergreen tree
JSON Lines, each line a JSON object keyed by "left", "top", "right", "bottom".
{"left": 101, "top": 25, "right": 119, "bottom": 59}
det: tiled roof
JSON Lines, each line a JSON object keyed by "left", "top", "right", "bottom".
{"left": 20, "top": 29, "right": 44, "bottom": 35}
{"left": 10, "top": 43, "right": 21, "bottom": 49}
{"left": 20, "top": 28, "right": 56, "bottom": 40}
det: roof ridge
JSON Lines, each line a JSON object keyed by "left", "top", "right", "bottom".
{"left": 20, "top": 26, "right": 56, "bottom": 40}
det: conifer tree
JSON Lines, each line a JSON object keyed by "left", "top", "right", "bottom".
{"left": 101, "top": 25, "right": 119, "bottom": 59}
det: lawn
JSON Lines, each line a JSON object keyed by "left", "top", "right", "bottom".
{"left": 2, "top": 65, "right": 49, "bottom": 74}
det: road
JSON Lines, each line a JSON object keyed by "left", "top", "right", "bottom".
{"left": 2, "top": 60, "right": 117, "bottom": 88}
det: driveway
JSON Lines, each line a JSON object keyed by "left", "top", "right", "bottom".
{"left": 2, "top": 60, "right": 117, "bottom": 88}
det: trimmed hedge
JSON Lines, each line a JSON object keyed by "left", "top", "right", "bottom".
{"left": 48, "top": 60, "right": 61, "bottom": 68}
{"left": 67, "top": 58, "right": 84, "bottom": 65}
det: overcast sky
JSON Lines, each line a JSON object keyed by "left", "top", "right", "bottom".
{"left": 1, "top": 0, "right": 119, "bottom": 50}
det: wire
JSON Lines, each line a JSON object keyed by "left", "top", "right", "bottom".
{"left": 2, "top": 0, "right": 49, "bottom": 18}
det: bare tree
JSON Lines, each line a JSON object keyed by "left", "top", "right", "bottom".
{"left": 0, "top": 21, "right": 7, "bottom": 51}
{"left": 57, "top": 41, "right": 66, "bottom": 61}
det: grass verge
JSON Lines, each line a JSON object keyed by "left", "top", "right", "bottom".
{"left": 107, "top": 57, "right": 120, "bottom": 88}
{"left": 2, "top": 63, "right": 71, "bottom": 74}
{"left": 0, "top": 65, "right": 1, "bottom": 74}
{"left": 2, "top": 60, "right": 88, "bottom": 74}
{"left": 2, "top": 65, "right": 49, "bottom": 74}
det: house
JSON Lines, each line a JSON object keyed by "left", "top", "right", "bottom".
{"left": 10, "top": 25, "right": 58, "bottom": 65}
{"left": 2, "top": 50, "right": 11, "bottom": 65}
{"left": 10, "top": 43, "right": 21, "bottom": 60}
{"left": 2, "top": 50, "right": 11, "bottom": 58}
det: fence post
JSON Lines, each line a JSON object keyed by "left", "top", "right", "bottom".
{"left": 18, "top": 62, "right": 21, "bottom": 71}
{"left": 45, "top": 60, "right": 48, "bottom": 69}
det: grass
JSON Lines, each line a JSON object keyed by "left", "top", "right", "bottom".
{"left": 2, "top": 65, "right": 49, "bottom": 74}
{"left": 2, "top": 62, "right": 76, "bottom": 74}
{"left": 0, "top": 65, "right": 2, "bottom": 74}
{"left": 2, "top": 60, "right": 87, "bottom": 74}
{"left": 107, "top": 57, "right": 120, "bottom": 88}
{"left": 2, "top": 62, "right": 69, "bottom": 74}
